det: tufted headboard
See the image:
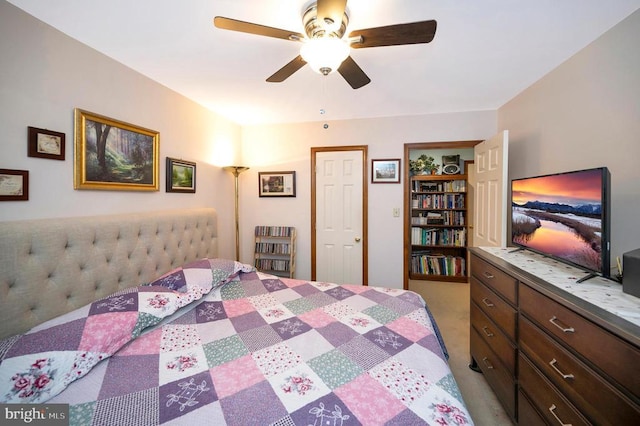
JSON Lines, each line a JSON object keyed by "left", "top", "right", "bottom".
{"left": 0, "top": 208, "right": 218, "bottom": 340}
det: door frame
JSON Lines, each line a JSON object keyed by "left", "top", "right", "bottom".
{"left": 403, "top": 140, "right": 482, "bottom": 289}
{"left": 311, "top": 145, "right": 368, "bottom": 284}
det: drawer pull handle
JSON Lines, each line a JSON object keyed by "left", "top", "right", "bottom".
{"left": 549, "top": 316, "right": 575, "bottom": 333}
{"left": 481, "top": 357, "right": 494, "bottom": 369}
{"left": 482, "top": 271, "right": 494, "bottom": 279}
{"left": 482, "top": 326, "right": 494, "bottom": 337}
{"left": 548, "top": 404, "right": 572, "bottom": 426}
{"left": 482, "top": 298, "right": 495, "bottom": 307}
{"left": 549, "top": 358, "right": 575, "bottom": 380}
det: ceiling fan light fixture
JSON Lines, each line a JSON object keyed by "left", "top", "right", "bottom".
{"left": 300, "top": 37, "right": 350, "bottom": 75}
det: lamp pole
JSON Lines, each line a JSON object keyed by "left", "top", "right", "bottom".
{"left": 223, "top": 166, "right": 249, "bottom": 261}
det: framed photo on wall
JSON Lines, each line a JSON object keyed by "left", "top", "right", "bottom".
{"left": 28, "top": 126, "right": 65, "bottom": 160}
{"left": 372, "top": 159, "right": 401, "bottom": 183}
{"left": 166, "top": 157, "right": 196, "bottom": 193}
{"left": 0, "top": 169, "right": 29, "bottom": 201}
{"left": 74, "top": 108, "right": 159, "bottom": 191}
{"left": 258, "top": 171, "right": 296, "bottom": 197}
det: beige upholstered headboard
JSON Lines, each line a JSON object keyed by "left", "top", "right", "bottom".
{"left": 0, "top": 208, "right": 218, "bottom": 340}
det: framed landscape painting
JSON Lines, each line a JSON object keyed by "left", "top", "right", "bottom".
{"left": 74, "top": 109, "right": 159, "bottom": 191}
{"left": 372, "top": 159, "right": 401, "bottom": 183}
{"left": 166, "top": 157, "right": 196, "bottom": 193}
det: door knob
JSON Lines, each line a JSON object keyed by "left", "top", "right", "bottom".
{"left": 355, "top": 237, "right": 361, "bottom": 242}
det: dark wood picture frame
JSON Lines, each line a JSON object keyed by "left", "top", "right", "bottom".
{"left": 258, "top": 171, "right": 296, "bottom": 197}
{"left": 372, "top": 158, "right": 401, "bottom": 183}
{"left": 28, "top": 127, "right": 65, "bottom": 160}
{"left": 0, "top": 169, "right": 29, "bottom": 201}
{"left": 166, "top": 157, "right": 196, "bottom": 193}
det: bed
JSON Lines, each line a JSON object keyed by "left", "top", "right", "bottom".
{"left": 0, "top": 208, "right": 472, "bottom": 425}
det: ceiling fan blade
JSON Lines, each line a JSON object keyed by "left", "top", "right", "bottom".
{"left": 214, "top": 16, "right": 304, "bottom": 41}
{"left": 349, "top": 20, "right": 437, "bottom": 49}
{"left": 338, "top": 56, "right": 371, "bottom": 89}
{"left": 317, "top": 0, "right": 347, "bottom": 30}
{"left": 266, "top": 56, "right": 307, "bottom": 83}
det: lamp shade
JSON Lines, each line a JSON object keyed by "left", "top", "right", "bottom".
{"left": 300, "top": 37, "right": 350, "bottom": 75}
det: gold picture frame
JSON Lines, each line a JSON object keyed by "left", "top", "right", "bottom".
{"left": 74, "top": 108, "right": 159, "bottom": 191}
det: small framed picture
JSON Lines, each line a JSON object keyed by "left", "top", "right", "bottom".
{"left": 259, "top": 171, "right": 296, "bottom": 197}
{"left": 0, "top": 169, "right": 29, "bottom": 201}
{"left": 28, "top": 127, "right": 65, "bottom": 160}
{"left": 166, "top": 157, "right": 196, "bottom": 193}
{"left": 372, "top": 159, "right": 401, "bottom": 183}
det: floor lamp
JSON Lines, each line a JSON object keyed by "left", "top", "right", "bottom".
{"left": 223, "top": 166, "right": 249, "bottom": 261}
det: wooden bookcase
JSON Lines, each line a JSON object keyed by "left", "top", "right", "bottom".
{"left": 254, "top": 226, "right": 296, "bottom": 278}
{"left": 409, "top": 174, "right": 468, "bottom": 282}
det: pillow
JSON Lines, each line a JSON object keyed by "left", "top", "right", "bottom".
{"left": 0, "top": 258, "right": 254, "bottom": 404}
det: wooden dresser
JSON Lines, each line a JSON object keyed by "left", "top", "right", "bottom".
{"left": 469, "top": 247, "right": 640, "bottom": 425}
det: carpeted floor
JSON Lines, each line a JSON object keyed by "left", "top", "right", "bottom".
{"left": 408, "top": 279, "right": 514, "bottom": 426}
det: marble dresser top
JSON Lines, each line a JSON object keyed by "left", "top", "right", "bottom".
{"left": 478, "top": 247, "right": 640, "bottom": 328}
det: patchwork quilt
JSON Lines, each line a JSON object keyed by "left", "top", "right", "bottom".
{"left": 1, "top": 259, "right": 472, "bottom": 425}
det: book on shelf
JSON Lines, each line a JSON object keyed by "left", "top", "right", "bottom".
{"left": 412, "top": 211, "right": 466, "bottom": 226}
{"left": 412, "top": 193, "right": 465, "bottom": 209}
{"left": 411, "top": 227, "right": 466, "bottom": 246}
{"left": 411, "top": 179, "right": 466, "bottom": 193}
{"left": 410, "top": 253, "right": 466, "bottom": 276}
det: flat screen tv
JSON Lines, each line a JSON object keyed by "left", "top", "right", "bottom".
{"left": 510, "top": 167, "right": 611, "bottom": 282}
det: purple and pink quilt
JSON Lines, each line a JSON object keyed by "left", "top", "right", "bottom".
{"left": 1, "top": 259, "right": 472, "bottom": 425}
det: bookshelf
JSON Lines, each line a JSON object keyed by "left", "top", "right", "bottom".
{"left": 254, "top": 226, "right": 296, "bottom": 278}
{"left": 409, "top": 175, "right": 468, "bottom": 282}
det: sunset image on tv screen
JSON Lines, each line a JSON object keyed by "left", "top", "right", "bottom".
{"left": 511, "top": 168, "right": 603, "bottom": 272}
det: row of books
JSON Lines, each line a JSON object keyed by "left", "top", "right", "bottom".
{"left": 254, "top": 226, "right": 295, "bottom": 237}
{"left": 255, "top": 243, "right": 291, "bottom": 255}
{"left": 255, "top": 259, "right": 290, "bottom": 272}
{"left": 411, "top": 227, "right": 466, "bottom": 246}
{"left": 411, "top": 193, "right": 465, "bottom": 209}
{"left": 412, "top": 210, "right": 465, "bottom": 226}
{"left": 411, "top": 180, "right": 467, "bottom": 193}
{"left": 411, "top": 253, "right": 466, "bottom": 276}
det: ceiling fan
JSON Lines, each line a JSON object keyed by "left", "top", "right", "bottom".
{"left": 214, "top": 0, "right": 437, "bottom": 89}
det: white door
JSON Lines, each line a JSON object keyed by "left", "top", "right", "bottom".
{"left": 314, "top": 149, "right": 366, "bottom": 284}
{"left": 473, "top": 130, "right": 509, "bottom": 247}
{"left": 467, "top": 162, "right": 476, "bottom": 248}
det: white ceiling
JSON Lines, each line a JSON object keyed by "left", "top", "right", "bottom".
{"left": 7, "top": 0, "right": 640, "bottom": 125}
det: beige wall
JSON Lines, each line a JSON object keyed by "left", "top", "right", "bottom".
{"left": 0, "top": 1, "right": 498, "bottom": 286}
{"left": 240, "top": 112, "right": 497, "bottom": 286}
{"left": 0, "top": 1, "right": 241, "bottom": 259}
{"left": 498, "top": 9, "right": 640, "bottom": 275}
{"left": 4, "top": 0, "right": 637, "bottom": 284}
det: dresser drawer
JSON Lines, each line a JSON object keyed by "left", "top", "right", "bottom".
{"left": 471, "top": 276, "right": 517, "bottom": 340}
{"left": 519, "top": 354, "right": 589, "bottom": 426}
{"left": 517, "top": 390, "right": 546, "bottom": 426}
{"left": 470, "top": 326, "right": 516, "bottom": 419}
{"left": 520, "top": 283, "right": 640, "bottom": 398}
{"left": 471, "top": 254, "right": 517, "bottom": 304}
{"left": 520, "top": 316, "right": 640, "bottom": 425}
{"left": 471, "top": 301, "right": 516, "bottom": 375}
